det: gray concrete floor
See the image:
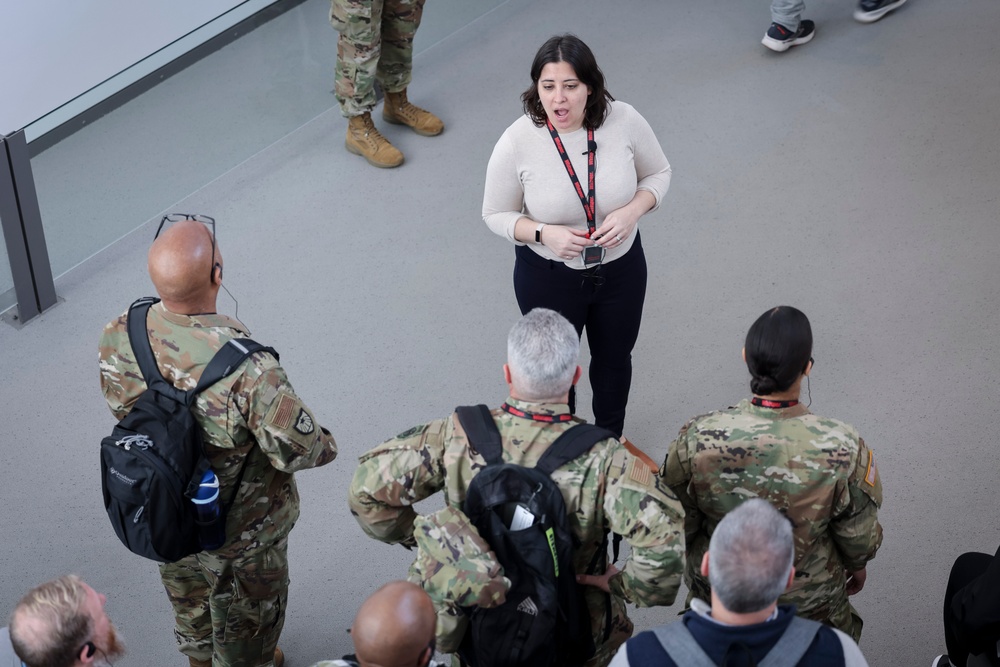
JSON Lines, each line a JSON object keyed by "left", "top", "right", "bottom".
{"left": 2, "top": 0, "right": 1000, "bottom": 665}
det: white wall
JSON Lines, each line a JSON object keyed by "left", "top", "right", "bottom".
{"left": 1, "top": 0, "right": 276, "bottom": 137}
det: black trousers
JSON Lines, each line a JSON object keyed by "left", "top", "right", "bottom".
{"left": 944, "top": 545, "right": 1000, "bottom": 667}
{"left": 513, "top": 232, "right": 647, "bottom": 436}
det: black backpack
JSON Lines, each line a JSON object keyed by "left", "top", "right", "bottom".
{"left": 100, "top": 297, "right": 276, "bottom": 563}
{"left": 455, "top": 404, "right": 615, "bottom": 667}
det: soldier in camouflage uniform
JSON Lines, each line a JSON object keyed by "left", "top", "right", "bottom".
{"left": 99, "top": 217, "right": 338, "bottom": 667}
{"left": 348, "top": 308, "right": 686, "bottom": 667}
{"left": 330, "top": 0, "right": 444, "bottom": 168}
{"left": 661, "top": 306, "right": 883, "bottom": 642}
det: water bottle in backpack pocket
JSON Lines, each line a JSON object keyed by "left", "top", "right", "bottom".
{"left": 192, "top": 469, "right": 226, "bottom": 551}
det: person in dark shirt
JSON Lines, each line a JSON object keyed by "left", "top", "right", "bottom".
{"left": 609, "top": 499, "right": 869, "bottom": 667}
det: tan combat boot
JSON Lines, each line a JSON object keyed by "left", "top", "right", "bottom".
{"left": 383, "top": 89, "right": 444, "bottom": 136}
{"left": 345, "top": 112, "right": 404, "bottom": 168}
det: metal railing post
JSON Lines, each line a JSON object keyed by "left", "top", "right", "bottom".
{"left": 0, "top": 130, "right": 57, "bottom": 323}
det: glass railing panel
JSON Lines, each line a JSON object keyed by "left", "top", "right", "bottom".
{"left": 28, "top": 0, "right": 505, "bottom": 287}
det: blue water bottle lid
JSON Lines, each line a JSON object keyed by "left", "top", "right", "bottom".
{"left": 193, "top": 469, "right": 220, "bottom": 504}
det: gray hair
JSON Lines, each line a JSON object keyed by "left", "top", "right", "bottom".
{"left": 708, "top": 499, "right": 795, "bottom": 614}
{"left": 507, "top": 308, "right": 580, "bottom": 400}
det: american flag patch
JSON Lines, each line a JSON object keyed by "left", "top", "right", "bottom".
{"left": 270, "top": 394, "right": 296, "bottom": 430}
{"left": 864, "top": 451, "right": 878, "bottom": 487}
{"left": 629, "top": 457, "right": 651, "bottom": 486}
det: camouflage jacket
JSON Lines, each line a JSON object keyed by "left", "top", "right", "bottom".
{"left": 99, "top": 301, "right": 338, "bottom": 558}
{"left": 348, "top": 397, "right": 685, "bottom": 611}
{"left": 662, "top": 399, "right": 883, "bottom": 631}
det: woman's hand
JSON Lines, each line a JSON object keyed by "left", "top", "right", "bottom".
{"left": 592, "top": 190, "right": 656, "bottom": 249}
{"left": 593, "top": 206, "right": 640, "bottom": 249}
{"left": 542, "top": 225, "right": 591, "bottom": 260}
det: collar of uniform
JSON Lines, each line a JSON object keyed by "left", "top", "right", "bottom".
{"left": 154, "top": 301, "right": 248, "bottom": 335}
{"left": 738, "top": 398, "right": 810, "bottom": 419}
{"left": 504, "top": 396, "right": 572, "bottom": 417}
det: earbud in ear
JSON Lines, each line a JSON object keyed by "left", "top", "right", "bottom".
{"left": 214, "top": 262, "right": 223, "bottom": 281}
{"left": 84, "top": 641, "right": 96, "bottom": 658}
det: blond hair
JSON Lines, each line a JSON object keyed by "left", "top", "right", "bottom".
{"left": 9, "top": 574, "right": 91, "bottom": 667}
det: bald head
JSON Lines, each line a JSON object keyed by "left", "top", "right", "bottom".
{"left": 352, "top": 581, "right": 436, "bottom": 667}
{"left": 148, "top": 219, "right": 221, "bottom": 313}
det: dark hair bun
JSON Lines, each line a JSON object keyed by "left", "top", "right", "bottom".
{"left": 750, "top": 376, "right": 779, "bottom": 396}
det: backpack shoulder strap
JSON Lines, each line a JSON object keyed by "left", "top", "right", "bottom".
{"left": 455, "top": 405, "right": 503, "bottom": 465}
{"left": 758, "top": 616, "right": 823, "bottom": 667}
{"left": 191, "top": 338, "right": 277, "bottom": 514}
{"left": 193, "top": 338, "right": 278, "bottom": 396}
{"left": 126, "top": 297, "right": 186, "bottom": 401}
{"left": 625, "top": 630, "right": 672, "bottom": 666}
{"left": 650, "top": 622, "right": 717, "bottom": 667}
{"left": 535, "top": 423, "right": 615, "bottom": 476}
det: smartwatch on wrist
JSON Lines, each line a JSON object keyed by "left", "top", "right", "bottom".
{"left": 534, "top": 223, "right": 546, "bottom": 244}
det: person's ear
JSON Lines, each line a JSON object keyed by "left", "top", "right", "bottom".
{"left": 786, "top": 566, "right": 796, "bottom": 591}
{"left": 700, "top": 552, "right": 710, "bottom": 578}
{"left": 571, "top": 365, "right": 583, "bottom": 386}
{"left": 741, "top": 347, "right": 747, "bottom": 363}
{"left": 803, "top": 358, "right": 813, "bottom": 377}
{"left": 80, "top": 641, "right": 96, "bottom": 663}
{"left": 503, "top": 364, "right": 512, "bottom": 386}
{"left": 213, "top": 262, "right": 223, "bottom": 285}
{"left": 419, "top": 645, "right": 433, "bottom": 667}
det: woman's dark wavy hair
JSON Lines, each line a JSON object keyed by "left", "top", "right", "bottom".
{"left": 745, "top": 306, "right": 813, "bottom": 396}
{"left": 521, "top": 34, "right": 614, "bottom": 129}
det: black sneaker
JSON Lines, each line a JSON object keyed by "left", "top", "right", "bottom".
{"left": 931, "top": 656, "right": 953, "bottom": 667}
{"left": 762, "top": 20, "right": 816, "bottom": 52}
{"left": 854, "top": 0, "right": 907, "bottom": 23}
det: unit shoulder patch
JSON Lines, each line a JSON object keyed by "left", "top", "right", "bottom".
{"left": 294, "top": 408, "right": 315, "bottom": 435}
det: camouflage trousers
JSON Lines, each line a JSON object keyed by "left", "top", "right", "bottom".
{"left": 330, "top": 0, "right": 426, "bottom": 117}
{"left": 159, "top": 536, "right": 289, "bottom": 667}
{"left": 686, "top": 570, "right": 864, "bottom": 642}
{"left": 583, "top": 587, "right": 634, "bottom": 667}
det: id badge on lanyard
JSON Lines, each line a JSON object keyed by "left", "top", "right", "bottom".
{"left": 546, "top": 120, "right": 602, "bottom": 266}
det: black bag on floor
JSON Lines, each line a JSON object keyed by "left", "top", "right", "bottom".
{"left": 100, "top": 297, "right": 276, "bottom": 563}
{"left": 455, "top": 404, "right": 614, "bottom": 667}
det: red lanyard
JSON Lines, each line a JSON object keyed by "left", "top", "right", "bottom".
{"left": 502, "top": 402, "right": 574, "bottom": 423}
{"left": 751, "top": 397, "right": 799, "bottom": 409}
{"left": 546, "top": 120, "right": 596, "bottom": 233}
